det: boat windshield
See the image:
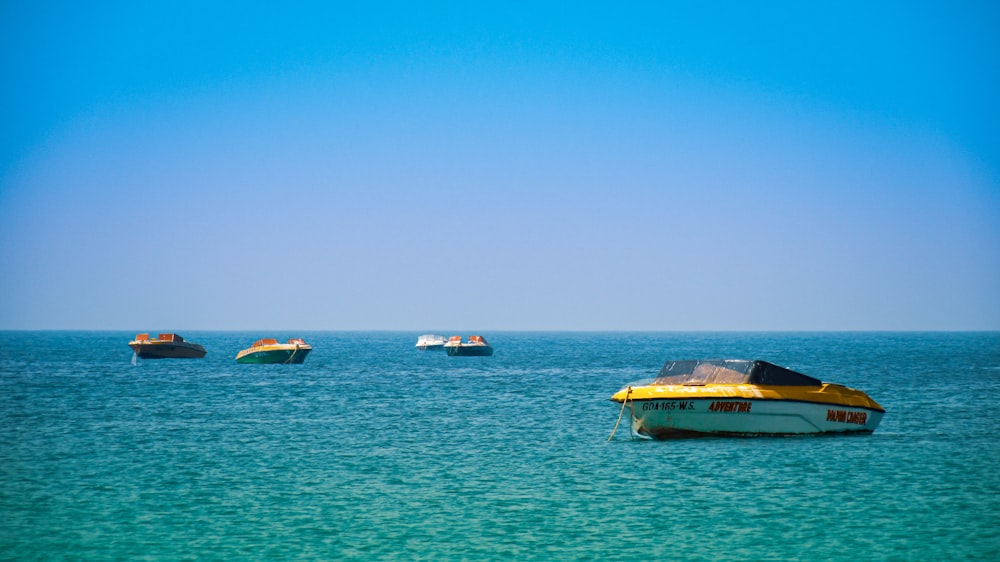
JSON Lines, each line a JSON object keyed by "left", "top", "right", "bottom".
{"left": 653, "top": 359, "right": 822, "bottom": 386}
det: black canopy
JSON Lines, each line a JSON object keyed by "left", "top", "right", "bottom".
{"left": 653, "top": 359, "right": 822, "bottom": 386}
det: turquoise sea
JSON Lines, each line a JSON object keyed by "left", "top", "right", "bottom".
{"left": 1, "top": 331, "right": 998, "bottom": 560}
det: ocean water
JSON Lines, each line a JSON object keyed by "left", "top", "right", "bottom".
{"left": 1, "top": 331, "right": 998, "bottom": 561}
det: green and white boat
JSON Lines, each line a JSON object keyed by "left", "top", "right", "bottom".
{"left": 235, "top": 338, "right": 312, "bottom": 364}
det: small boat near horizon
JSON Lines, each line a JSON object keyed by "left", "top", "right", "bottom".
{"left": 128, "top": 333, "right": 206, "bottom": 359}
{"left": 444, "top": 335, "right": 494, "bottom": 357}
{"left": 415, "top": 334, "right": 448, "bottom": 350}
{"left": 610, "top": 359, "right": 884, "bottom": 438}
{"left": 235, "top": 338, "right": 312, "bottom": 364}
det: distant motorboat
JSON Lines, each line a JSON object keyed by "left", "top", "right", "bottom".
{"left": 128, "top": 333, "right": 206, "bottom": 359}
{"left": 415, "top": 334, "right": 448, "bottom": 351}
{"left": 444, "top": 335, "right": 494, "bottom": 357}
{"left": 235, "top": 338, "right": 312, "bottom": 364}
{"left": 610, "top": 359, "right": 884, "bottom": 438}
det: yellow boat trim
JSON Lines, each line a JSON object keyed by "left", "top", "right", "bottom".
{"left": 240, "top": 344, "right": 311, "bottom": 353}
{"left": 235, "top": 340, "right": 312, "bottom": 360}
{"left": 611, "top": 383, "right": 884, "bottom": 412}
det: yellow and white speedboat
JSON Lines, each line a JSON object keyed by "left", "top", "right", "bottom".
{"left": 610, "top": 359, "right": 884, "bottom": 438}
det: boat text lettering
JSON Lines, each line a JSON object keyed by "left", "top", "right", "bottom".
{"left": 708, "top": 401, "right": 752, "bottom": 413}
{"left": 826, "top": 409, "right": 868, "bottom": 425}
{"left": 640, "top": 401, "right": 695, "bottom": 412}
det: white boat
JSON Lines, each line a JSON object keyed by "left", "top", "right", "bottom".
{"left": 610, "top": 359, "right": 884, "bottom": 438}
{"left": 415, "top": 334, "right": 448, "bottom": 350}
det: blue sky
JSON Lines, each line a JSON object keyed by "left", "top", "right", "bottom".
{"left": 1, "top": 1, "right": 998, "bottom": 330}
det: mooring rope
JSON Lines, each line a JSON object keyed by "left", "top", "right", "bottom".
{"left": 607, "top": 386, "right": 632, "bottom": 441}
{"left": 285, "top": 345, "right": 299, "bottom": 364}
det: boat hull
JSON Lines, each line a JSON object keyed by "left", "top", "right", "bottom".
{"left": 625, "top": 397, "right": 884, "bottom": 438}
{"left": 236, "top": 347, "right": 311, "bottom": 364}
{"left": 445, "top": 345, "right": 494, "bottom": 356}
{"left": 129, "top": 342, "right": 206, "bottom": 359}
{"left": 416, "top": 335, "right": 448, "bottom": 350}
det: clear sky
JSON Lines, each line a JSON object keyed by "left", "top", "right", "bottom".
{"left": 1, "top": 1, "right": 998, "bottom": 331}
